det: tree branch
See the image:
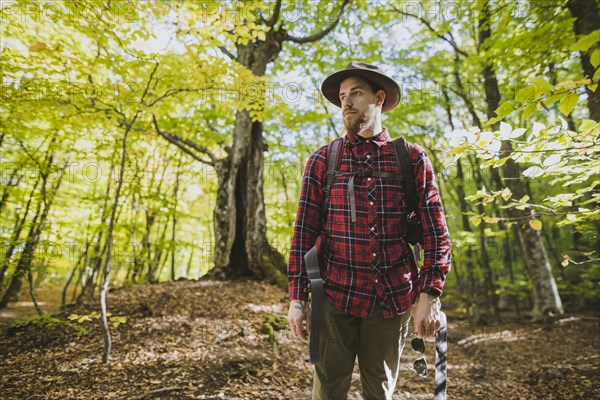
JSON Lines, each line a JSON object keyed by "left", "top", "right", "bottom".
{"left": 140, "top": 59, "right": 160, "bottom": 106}
{"left": 131, "top": 387, "right": 185, "bottom": 400}
{"left": 307, "top": 73, "right": 340, "bottom": 137}
{"left": 144, "top": 88, "right": 199, "bottom": 107}
{"left": 218, "top": 44, "right": 236, "bottom": 60}
{"left": 151, "top": 114, "right": 217, "bottom": 166}
{"left": 285, "top": 0, "right": 351, "bottom": 44}
{"left": 390, "top": 5, "right": 469, "bottom": 58}
{"left": 267, "top": 0, "right": 283, "bottom": 28}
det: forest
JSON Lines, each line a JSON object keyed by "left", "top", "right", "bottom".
{"left": 1, "top": 0, "right": 599, "bottom": 399}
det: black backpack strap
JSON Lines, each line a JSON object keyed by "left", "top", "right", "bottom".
{"left": 394, "top": 137, "right": 418, "bottom": 216}
{"left": 337, "top": 169, "right": 404, "bottom": 222}
{"left": 394, "top": 137, "right": 423, "bottom": 249}
{"left": 304, "top": 246, "right": 324, "bottom": 363}
{"left": 306, "top": 137, "right": 343, "bottom": 364}
{"left": 321, "top": 138, "right": 344, "bottom": 226}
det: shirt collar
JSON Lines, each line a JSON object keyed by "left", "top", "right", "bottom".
{"left": 345, "top": 128, "right": 392, "bottom": 148}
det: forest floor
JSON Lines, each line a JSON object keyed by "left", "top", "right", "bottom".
{"left": 1, "top": 279, "right": 599, "bottom": 400}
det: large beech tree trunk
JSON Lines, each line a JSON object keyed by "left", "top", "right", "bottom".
{"left": 211, "top": 32, "right": 288, "bottom": 288}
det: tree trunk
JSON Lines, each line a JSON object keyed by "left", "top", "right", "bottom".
{"left": 1, "top": 138, "right": 64, "bottom": 308}
{"left": 1, "top": 168, "right": 64, "bottom": 308}
{"left": 472, "top": 161, "right": 500, "bottom": 321}
{"left": 186, "top": 245, "right": 195, "bottom": 278}
{"left": 479, "top": 0, "right": 563, "bottom": 319}
{"left": 130, "top": 189, "right": 142, "bottom": 283}
{"left": 27, "top": 267, "right": 43, "bottom": 316}
{"left": 567, "top": 0, "right": 600, "bottom": 121}
{"left": 150, "top": 217, "right": 169, "bottom": 282}
{"left": 143, "top": 209, "right": 156, "bottom": 281}
{"left": 211, "top": 32, "right": 288, "bottom": 288}
{"left": 441, "top": 88, "right": 472, "bottom": 316}
{"left": 0, "top": 178, "right": 39, "bottom": 291}
{"left": 101, "top": 115, "right": 137, "bottom": 364}
{"left": 170, "top": 155, "right": 182, "bottom": 281}
{"left": 0, "top": 166, "right": 22, "bottom": 213}
{"left": 0, "top": 203, "right": 42, "bottom": 308}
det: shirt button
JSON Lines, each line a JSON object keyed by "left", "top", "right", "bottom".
{"left": 368, "top": 177, "right": 372, "bottom": 181}
{"left": 372, "top": 253, "right": 377, "bottom": 257}
{"left": 370, "top": 201, "right": 374, "bottom": 205}
{"left": 374, "top": 279, "right": 378, "bottom": 283}
{"left": 366, "top": 155, "right": 371, "bottom": 159}
{"left": 370, "top": 227, "right": 375, "bottom": 231}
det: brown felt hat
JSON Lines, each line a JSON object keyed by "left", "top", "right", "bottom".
{"left": 321, "top": 62, "right": 401, "bottom": 113}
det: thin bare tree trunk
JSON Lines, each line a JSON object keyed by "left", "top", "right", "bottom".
{"left": 170, "top": 154, "right": 182, "bottom": 281}
{"left": 27, "top": 267, "right": 43, "bottom": 316}
{"left": 100, "top": 114, "right": 138, "bottom": 364}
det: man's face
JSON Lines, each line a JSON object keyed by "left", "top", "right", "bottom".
{"left": 339, "top": 76, "right": 384, "bottom": 136}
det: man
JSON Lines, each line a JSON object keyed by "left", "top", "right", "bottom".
{"left": 287, "top": 62, "right": 452, "bottom": 399}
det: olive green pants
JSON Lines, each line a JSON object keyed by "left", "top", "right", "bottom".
{"left": 312, "top": 298, "right": 411, "bottom": 400}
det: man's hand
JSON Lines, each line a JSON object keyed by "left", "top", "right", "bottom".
{"left": 288, "top": 300, "right": 311, "bottom": 342}
{"left": 413, "top": 293, "right": 441, "bottom": 338}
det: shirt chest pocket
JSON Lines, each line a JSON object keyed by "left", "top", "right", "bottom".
{"left": 379, "top": 178, "right": 407, "bottom": 235}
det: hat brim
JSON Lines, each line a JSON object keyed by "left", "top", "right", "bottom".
{"left": 321, "top": 69, "right": 401, "bottom": 113}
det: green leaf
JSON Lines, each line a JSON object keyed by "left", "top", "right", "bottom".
{"left": 592, "top": 48, "right": 600, "bottom": 68}
{"left": 558, "top": 92, "right": 579, "bottom": 116}
{"left": 579, "top": 119, "right": 597, "bottom": 132}
{"left": 493, "top": 156, "right": 511, "bottom": 167}
{"left": 482, "top": 215, "right": 500, "bottom": 223}
{"left": 110, "top": 316, "right": 128, "bottom": 328}
{"left": 495, "top": 101, "right": 516, "bottom": 118}
{"left": 486, "top": 116, "right": 502, "bottom": 126}
{"left": 516, "top": 86, "right": 536, "bottom": 102}
{"left": 530, "top": 77, "right": 553, "bottom": 95}
{"left": 67, "top": 314, "right": 80, "bottom": 321}
{"left": 545, "top": 93, "right": 564, "bottom": 106}
{"left": 522, "top": 103, "right": 537, "bottom": 120}
{"left": 570, "top": 30, "right": 600, "bottom": 52}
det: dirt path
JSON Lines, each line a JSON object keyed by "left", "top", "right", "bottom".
{"left": 0, "top": 285, "right": 64, "bottom": 322}
{"left": 1, "top": 279, "right": 599, "bottom": 399}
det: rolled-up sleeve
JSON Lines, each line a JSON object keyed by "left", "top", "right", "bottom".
{"left": 413, "top": 145, "right": 452, "bottom": 296}
{"left": 288, "top": 147, "right": 327, "bottom": 300}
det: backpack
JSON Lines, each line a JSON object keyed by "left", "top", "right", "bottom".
{"left": 320, "top": 137, "right": 423, "bottom": 246}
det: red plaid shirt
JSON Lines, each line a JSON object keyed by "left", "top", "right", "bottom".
{"left": 288, "top": 128, "right": 451, "bottom": 318}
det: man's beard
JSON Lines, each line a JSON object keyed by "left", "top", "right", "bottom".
{"left": 344, "top": 109, "right": 376, "bottom": 137}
